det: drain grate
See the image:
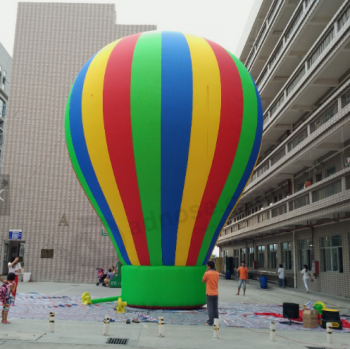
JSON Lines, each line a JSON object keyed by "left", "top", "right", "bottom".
{"left": 306, "top": 347, "right": 326, "bottom": 349}
{"left": 106, "top": 338, "right": 129, "bottom": 345}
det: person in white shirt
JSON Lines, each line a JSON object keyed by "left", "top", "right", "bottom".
{"left": 301, "top": 264, "right": 314, "bottom": 293}
{"left": 277, "top": 264, "right": 285, "bottom": 288}
{"left": 8, "top": 257, "right": 21, "bottom": 300}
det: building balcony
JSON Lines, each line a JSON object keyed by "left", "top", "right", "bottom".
{"left": 244, "top": 0, "right": 300, "bottom": 80}
{"left": 246, "top": 78, "right": 350, "bottom": 196}
{"left": 260, "top": 1, "right": 350, "bottom": 156}
{"left": 219, "top": 166, "right": 350, "bottom": 244}
{"left": 256, "top": 0, "right": 344, "bottom": 112}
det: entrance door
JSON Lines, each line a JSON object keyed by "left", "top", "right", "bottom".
{"left": 2, "top": 241, "right": 9, "bottom": 274}
{"left": 2, "top": 240, "right": 24, "bottom": 274}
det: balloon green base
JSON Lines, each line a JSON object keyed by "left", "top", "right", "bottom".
{"left": 121, "top": 265, "right": 206, "bottom": 309}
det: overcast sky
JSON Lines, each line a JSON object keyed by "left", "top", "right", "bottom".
{"left": 0, "top": 0, "right": 260, "bottom": 257}
{"left": 0, "top": 0, "right": 259, "bottom": 57}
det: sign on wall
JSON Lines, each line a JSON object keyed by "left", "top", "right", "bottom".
{"left": 9, "top": 229, "right": 22, "bottom": 240}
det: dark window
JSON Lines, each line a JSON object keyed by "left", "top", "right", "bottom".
{"left": 320, "top": 235, "right": 343, "bottom": 272}
{"left": 257, "top": 245, "right": 265, "bottom": 268}
{"left": 316, "top": 173, "right": 322, "bottom": 182}
{"left": 298, "top": 239, "right": 311, "bottom": 269}
{"left": 268, "top": 244, "right": 278, "bottom": 269}
{"left": 281, "top": 242, "right": 293, "bottom": 269}
{"left": 41, "top": 249, "right": 54, "bottom": 258}
{"left": 326, "top": 166, "right": 336, "bottom": 178}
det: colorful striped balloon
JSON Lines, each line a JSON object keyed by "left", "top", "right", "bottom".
{"left": 65, "top": 31, "right": 262, "bottom": 270}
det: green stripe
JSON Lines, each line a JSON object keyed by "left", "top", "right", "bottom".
{"left": 65, "top": 87, "right": 126, "bottom": 265}
{"left": 196, "top": 54, "right": 258, "bottom": 265}
{"left": 130, "top": 32, "right": 162, "bottom": 265}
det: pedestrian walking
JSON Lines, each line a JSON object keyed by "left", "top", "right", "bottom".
{"left": 301, "top": 264, "right": 314, "bottom": 293}
{"left": 202, "top": 260, "right": 219, "bottom": 326}
{"left": 277, "top": 264, "right": 285, "bottom": 288}
{"left": 236, "top": 261, "right": 248, "bottom": 296}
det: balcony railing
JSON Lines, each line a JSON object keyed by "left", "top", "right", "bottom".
{"left": 285, "top": 6, "right": 303, "bottom": 42}
{"left": 263, "top": 1, "right": 350, "bottom": 130}
{"left": 244, "top": 0, "right": 284, "bottom": 69}
{"left": 256, "top": 0, "right": 316, "bottom": 90}
{"left": 307, "top": 28, "right": 334, "bottom": 68}
{"left": 310, "top": 101, "right": 338, "bottom": 133}
{"left": 337, "top": 5, "right": 350, "bottom": 30}
{"left": 312, "top": 179, "right": 342, "bottom": 202}
{"left": 249, "top": 78, "right": 350, "bottom": 187}
{"left": 288, "top": 128, "right": 308, "bottom": 152}
{"left": 222, "top": 167, "right": 350, "bottom": 238}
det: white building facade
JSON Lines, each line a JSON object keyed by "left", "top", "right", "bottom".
{"left": 0, "top": 3, "right": 156, "bottom": 282}
{"left": 219, "top": 0, "right": 350, "bottom": 297}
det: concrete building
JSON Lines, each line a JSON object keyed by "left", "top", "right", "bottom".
{"left": 0, "top": 42, "right": 11, "bottom": 176}
{"left": 0, "top": 3, "right": 156, "bottom": 281}
{"left": 219, "top": 0, "right": 350, "bottom": 297}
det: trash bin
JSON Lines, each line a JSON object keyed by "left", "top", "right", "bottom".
{"left": 225, "top": 270, "right": 231, "bottom": 279}
{"left": 260, "top": 275, "right": 267, "bottom": 289}
{"left": 23, "top": 272, "right": 31, "bottom": 282}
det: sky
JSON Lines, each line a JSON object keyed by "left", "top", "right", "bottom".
{"left": 0, "top": 0, "right": 260, "bottom": 258}
{"left": 0, "top": 0, "right": 258, "bottom": 57}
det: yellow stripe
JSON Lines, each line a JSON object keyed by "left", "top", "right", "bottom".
{"left": 175, "top": 35, "right": 221, "bottom": 266}
{"left": 82, "top": 41, "right": 140, "bottom": 265}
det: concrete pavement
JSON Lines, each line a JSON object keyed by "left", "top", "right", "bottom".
{"left": 0, "top": 277, "right": 349, "bottom": 348}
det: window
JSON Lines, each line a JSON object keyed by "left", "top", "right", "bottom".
{"left": 268, "top": 244, "right": 278, "bottom": 269}
{"left": 240, "top": 248, "right": 246, "bottom": 264}
{"left": 326, "top": 166, "right": 336, "bottom": 178}
{"left": 233, "top": 250, "right": 239, "bottom": 269}
{"left": 316, "top": 173, "right": 322, "bottom": 182}
{"left": 281, "top": 242, "right": 293, "bottom": 269}
{"left": 257, "top": 245, "right": 265, "bottom": 268}
{"left": 41, "top": 249, "right": 54, "bottom": 258}
{"left": 320, "top": 235, "right": 343, "bottom": 272}
{"left": 298, "top": 239, "right": 311, "bottom": 270}
{"left": 248, "top": 247, "right": 254, "bottom": 268}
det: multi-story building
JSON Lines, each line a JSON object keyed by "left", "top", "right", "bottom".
{"left": 0, "top": 42, "right": 11, "bottom": 175}
{"left": 0, "top": 3, "right": 156, "bottom": 281}
{"left": 218, "top": 0, "right": 350, "bottom": 297}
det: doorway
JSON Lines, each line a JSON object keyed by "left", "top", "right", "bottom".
{"left": 1, "top": 240, "right": 25, "bottom": 275}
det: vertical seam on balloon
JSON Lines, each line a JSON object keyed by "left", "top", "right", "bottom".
{"left": 81, "top": 40, "right": 140, "bottom": 265}
{"left": 186, "top": 39, "right": 244, "bottom": 266}
{"left": 174, "top": 34, "right": 221, "bottom": 266}
{"left": 103, "top": 34, "right": 151, "bottom": 266}
{"left": 201, "top": 73, "right": 263, "bottom": 265}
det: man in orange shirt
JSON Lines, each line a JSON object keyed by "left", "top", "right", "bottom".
{"left": 236, "top": 261, "right": 248, "bottom": 296}
{"left": 202, "top": 260, "right": 219, "bottom": 326}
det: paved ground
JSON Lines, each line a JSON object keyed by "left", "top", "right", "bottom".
{"left": 1, "top": 277, "right": 349, "bottom": 348}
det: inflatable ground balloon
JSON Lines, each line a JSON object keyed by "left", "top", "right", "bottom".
{"left": 65, "top": 31, "right": 263, "bottom": 308}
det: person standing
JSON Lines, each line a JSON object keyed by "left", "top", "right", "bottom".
{"left": 301, "top": 264, "right": 313, "bottom": 293}
{"left": 236, "top": 261, "right": 248, "bottom": 296}
{"left": 8, "top": 257, "right": 21, "bottom": 300}
{"left": 202, "top": 260, "right": 219, "bottom": 326}
{"left": 0, "top": 272, "right": 16, "bottom": 324}
{"left": 277, "top": 264, "right": 285, "bottom": 288}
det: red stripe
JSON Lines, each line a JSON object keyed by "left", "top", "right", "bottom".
{"left": 103, "top": 34, "right": 150, "bottom": 265}
{"left": 186, "top": 41, "right": 244, "bottom": 265}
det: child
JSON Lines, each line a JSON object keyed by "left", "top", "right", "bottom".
{"left": 0, "top": 272, "right": 16, "bottom": 324}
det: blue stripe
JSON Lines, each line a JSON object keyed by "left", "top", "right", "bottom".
{"left": 203, "top": 79, "right": 263, "bottom": 264}
{"left": 161, "top": 32, "right": 193, "bottom": 265}
{"left": 69, "top": 56, "right": 131, "bottom": 265}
